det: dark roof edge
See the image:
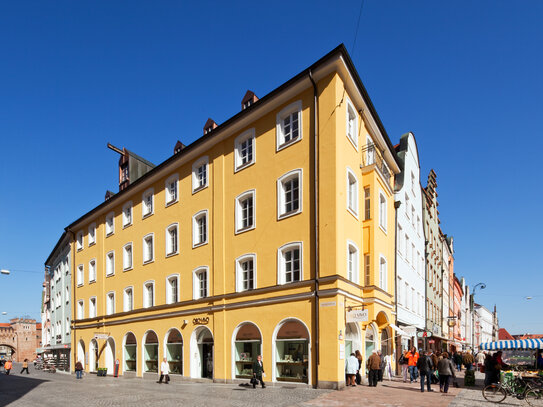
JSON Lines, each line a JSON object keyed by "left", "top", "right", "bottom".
{"left": 44, "top": 231, "right": 68, "bottom": 267}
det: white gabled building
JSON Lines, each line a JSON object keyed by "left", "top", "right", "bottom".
{"left": 474, "top": 304, "right": 494, "bottom": 350}
{"left": 394, "top": 132, "right": 426, "bottom": 350}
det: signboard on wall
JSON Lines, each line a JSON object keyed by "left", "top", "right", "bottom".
{"left": 346, "top": 309, "right": 369, "bottom": 323}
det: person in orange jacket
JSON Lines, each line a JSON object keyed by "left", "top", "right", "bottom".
{"left": 4, "top": 359, "right": 13, "bottom": 375}
{"left": 405, "top": 346, "right": 419, "bottom": 383}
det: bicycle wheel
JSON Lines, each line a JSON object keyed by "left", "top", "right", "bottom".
{"left": 525, "top": 389, "right": 543, "bottom": 407}
{"left": 482, "top": 384, "right": 507, "bottom": 403}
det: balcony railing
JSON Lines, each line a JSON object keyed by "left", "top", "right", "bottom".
{"left": 361, "top": 144, "right": 392, "bottom": 185}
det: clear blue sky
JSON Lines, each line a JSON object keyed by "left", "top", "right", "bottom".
{"left": 1, "top": 1, "right": 541, "bottom": 334}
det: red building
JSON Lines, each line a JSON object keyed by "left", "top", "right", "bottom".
{"left": 0, "top": 318, "right": 42, "bottom": 362}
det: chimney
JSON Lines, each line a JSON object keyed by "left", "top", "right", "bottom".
{"left": 174, "top": 140, "right": 186, "bottom": 155}
{"left": 241, "top": 90, "right": 258, "bottom": 110}
{"left": 203, "top": 118, "right": 218, "bottom": 135}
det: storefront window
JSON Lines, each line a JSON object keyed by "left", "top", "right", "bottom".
{"left": 166, "top": 329, "right": 183, "bottom": 375}
{"left": 234, "top": 323, "right": 261, "bottom": 379}
{"left": 124, "top": 333, "right": 137, "bottom": 372}
{"left": 381, "top": 329, "right": 390, "bottom": 356}
{"left": 144, "top": 331, "right": 159, "bottom": 373}
{"left": 365, "top": 325, "right": 376, "bottom": 356}
{"left": 275, "top": 321, "right": 309, "bottom": 383}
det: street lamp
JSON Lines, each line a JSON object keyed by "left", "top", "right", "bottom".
{"left": 471, "top": 282, "right": 486, "bottom": 350}
{"left": 0, "top": 269, "right": 10, "bottom": 275}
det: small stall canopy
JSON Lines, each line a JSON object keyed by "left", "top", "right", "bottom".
{"left": 480, "top": 339, "right": 543, "bottom": 350}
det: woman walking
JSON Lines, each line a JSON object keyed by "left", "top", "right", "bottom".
{"left": 20, "top": 359, "right": 29, "bottom": 374}
{"left": 437, "top": 352, "right": 456, "bottom": 393}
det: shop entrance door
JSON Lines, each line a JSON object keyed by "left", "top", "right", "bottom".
{"left": 202, "top": 343, "right": 213, "bottom": 379}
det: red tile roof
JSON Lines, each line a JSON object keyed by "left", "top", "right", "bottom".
{"left": 498, "top": 328, "right": 514, "bottom": 340}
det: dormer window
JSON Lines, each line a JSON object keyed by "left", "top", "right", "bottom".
{"left": 203, "top": 118, "right": 217, "bottom": 135}
{"left": 241, "top": 90, "right": 259, "bottom": 110}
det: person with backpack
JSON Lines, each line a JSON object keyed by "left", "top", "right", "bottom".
{"left": 399, "top": 350, "right": 409, "bottom": 382}
{"left": 416, "top": 350, "right": 434, "bottom": 392}
{"left": 453, "top": 351, "right": 463, "bottom": 371}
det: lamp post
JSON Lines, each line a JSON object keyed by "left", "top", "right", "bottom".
{"left": 471, "top": 283, "right": 486, "bottom": 351}
{"left": 0, "top": 269, "right": 10, "bottom": 275}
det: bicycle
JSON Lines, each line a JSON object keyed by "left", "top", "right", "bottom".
{"left": 482, "top": 373, "right": 542, "bottom": 406}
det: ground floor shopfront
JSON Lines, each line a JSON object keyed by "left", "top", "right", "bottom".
{"left": 37, "top": 345, "right": 71, "bottom": 372}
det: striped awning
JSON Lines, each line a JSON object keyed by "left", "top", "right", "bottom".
{"left": 480, "top": 339, "right": 543, "bottom": 350}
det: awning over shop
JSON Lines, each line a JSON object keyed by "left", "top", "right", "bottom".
{"left": 480, "top": 339, "right": 543, "bottom": 350}
{"left": 389, "top": 324, "right": 410, "bottom": 337}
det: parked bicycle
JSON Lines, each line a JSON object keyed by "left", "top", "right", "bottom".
{"left": 482, "top": 373, "right": 543, "bottom": 406}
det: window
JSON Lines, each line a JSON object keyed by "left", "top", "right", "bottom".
{"left": 143, "top": 234, "right": 154, "bottom": 263}
{"left": 236, "top": 254, "right": 256, "bottom": 292}
{"left": 165, "top": 174, "right": 179, "bottom": 205}
{"left": 397, "top": 277, "right": 403, "bottom": 305}
{"left": 278, "top": 242, "right": 302, "bottom": 284}
{"left": 193, "top": 267, "right": 209, "bottom": 300}
{"left": 89, "top": 259, "right": 96, "bottom": 282}
{"left": 346, "top": 168, "right": 358, "bottom": 216}
{"left": 397, "top": 225, "right": 403, "bottom": 255}
{"left": 105, "top": 211, "right": 115, "bottom": 236}
{"left": 234, "top": 129, "right": 255, "bottom": 171}
{"left": 235, "top": 190, "right": 255, "bottom": 233}
{"left": 379, "top": 256, "right": 387, "bottom": 290}
{"left": 106, "top": 292, "right": 115, "bottom": 315}
{"left": 166, "top": 275, "right": 179, "bottom": 304}
{"left": 88, "top": 223, "right": 96, "bottom": 246}
{"left": 143, "top": 282, "right": 154, "bottom": 308}
{"left": 123, "top": 243, "right": 133, "bottom": 270}
{"left": 122, "top": 201, "right": 133, "bottom": 227}
{"left": 411, "top": 206, "right": 415, "bottom": 227}
{"left": 364, "top": 187, "right": 371, "bottom": 220}
{"left": 411, "top": 171, "right": 416, "bottom": 194}
{"left": 76, "top": 231, "right": 84, "bottom": 251}
{"left": 411, "top": 243, "right": 415, "bottom": 266}
{"left": 166, "top": 224, "right": 178, "bottom": 256}
{"left": 192, "top": 210, "right": 208, "bottom": 247}
{"left": 346, "top": 98, "right": 358, "bottom": 148}
{"left": 346, "top": 241, "right": 359, "bottom": 284}
{"left": 379, "top": 192, "right": 387, "bottom": 231}
{"left": 89, "top": 297, "right": 97, "bottom": 318}
{"left": 77, "top": 265, "right": 84, "bottom": 286}
{"left": 142, "top": 188, "right": 154, "bottom": 218}
{"left": 106, "top": 251, "right": 115, "bottom": 276}
{"left": 192, "top": 156, "right": 209, "bottom": 192}
{"left": 66, "top": 317, "right": 70, "bottom": 335}
{"left": 77, "top": 300, "right": 84, "bottom": 319}
{"left": 277, "top": 169, "right": 302, "bottom": 219}
{"left": 276, "top": 100, "right": 302, "bottom": 150}
{"left": 364, "top": 254, "right": 370, "bottom": 286}
{"left": 366, "top": 136, "right": 375, "bottom": 164}
{"left": 123, "top": 287, "right": 133, "bottom": 312}
{"left": 405, "top": 194, "right": 410, "bottom": 219}
{"left": 65, "top": 286, "right": 69, "bottom": 303}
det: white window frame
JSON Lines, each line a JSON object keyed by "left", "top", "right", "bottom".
{"left": 105, "top": 211, "right": 115, "bottom": 236}
{"left": 346, "top": 168, "right": 359, "bottom": 217}
{"left": 379, "top": 191, "right": 387, "bottom": 232}
{"left": 235, "top": 253, "right": 256, "bottom": 293}
{"left": 277, "top": 241, "right": 303, "bottom": 285}
{"left": 65, "top": 285, "right": 69, "bottom": 303}
{"left": 366, "top": 136, "right": 375, "bottom": 164}
{"left": 143, "top": 233, "right": 154, "bottom": 264}
{"left": 106, "top": 251, "right": 115, "bottom": 276}
{"left": 234, "top": 128, "right": 256, "bottom": 172}
{"left": 89, "top": 259, "right": 96, "bottom": 283}
{"left": 277, "top": 169, "right": 302, "bottom": 220}
{"left": 192, "top": 267, "right": 209, "bottom": 300}
{"left": 123, "top": 286, "right": 134, "bottom": 312}
{"left": 397, "top": 224, "right": 403, "bottom": 256}
{"left": 276, "top": 100, "right": 302, "bottom": 151}
{"left": 89, "top": 297, "right": 97, "bottom": 318}
{"left": 123, "top": 243, "right": 133, "bottom": 271}
{"left": 66, "top": 317, "right": 70, "bottom": 335}
{"left": 165, "top": 174, "right": 179, "bottom": 206}
{"left": 142, "top": 188, "right": 154, "bottom": 218}
{"left": 397, "top": 277, "right": 403, "bottom": 305}
{"left": 235, "top": 190, "right": 256, "bottom": 234}
{"left": 192, "top": 156, "right": 209, "bottom": 193}
{"left": 122, "top": 201, "right": 133, "bottom": 228}
{"left": 166, "top": 274, "right": 180, "bottom": 304}
{"left": 88, "top": 222, "right": 96, "bottom": 246}
{"left": 379, "top": 255, "right": 388, "bottom": 291}
{"left": 106, "top": 291, "right": 115, "bottom": 315}
{"left": 165, "top": 223, "right": 179, "bottom": 257}
{"left": 77, "top": 264, "right": 84, "bottom": 286}
{"left": 346, "top": 98, "right": 358, "bottom": 149}
{"left": 77, "top": 300, "right": 84, "bottom": 320}
{"left": 346, "top": 240, "right": 359, "bottom": 284}
{"left": 143, "top": 281, "right": 155, "bottom": 308}
{"left": 76, "top": 231, "right": 84, "bottom": 251}
{"left": 192, "top": 210, "right": 208, "bottom": 248}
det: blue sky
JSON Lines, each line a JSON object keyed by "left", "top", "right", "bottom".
{"left": 0, "top": 1, "right": 541, "bottom": 334}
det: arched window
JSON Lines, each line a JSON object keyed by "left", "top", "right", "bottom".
{"left": 165, "top": 329, "right": 183, "bottom": 375}
{"left": 124, "top": 332, "right": 137, "bottom": 372}
{"left": 143, "top": 331, "right": 159, "bottom": 373}
{"left": 233, "top": 323, "right": 262, "bottom": 379}
{"left": 274, "top": 319, "right": 309, "bottom": 384}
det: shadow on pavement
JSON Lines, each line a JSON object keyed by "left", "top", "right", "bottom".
{"left": 0, "top": 372, "right": 50, "bottom": 407}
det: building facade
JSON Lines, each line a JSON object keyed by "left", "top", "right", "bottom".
{"left": 441, "top": 232, "right": 454, "bottom": 350}
{"left": 68, "top": 45, "right": 400, "bottom": 389}
{"left": 0, "top": 318, "right": 41, "bottom": 362}
{"left": 474, "top": 304, "right": 494, "bottom": 349}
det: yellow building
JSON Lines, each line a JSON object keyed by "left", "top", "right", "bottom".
{"left": 68, "top": 44, "right": 400, "bottom": 389}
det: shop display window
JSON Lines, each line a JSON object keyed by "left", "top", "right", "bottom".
{"left": 234, "top": 323, "right": 261, "bottom": 378}
{"left": 275, "top": 321, "right": 309, "bottom": 383}
{"left": 124, "top": 333, "right": 137, "bottom": 372}
{"left": 144, "top": 331, "right": 158, "bottom": 373}
{"left": 166, "top": 329, "right": 183, "bottom": 375}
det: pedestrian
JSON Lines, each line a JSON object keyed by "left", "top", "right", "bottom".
{"left": 483, "top": 352, "right": 494, "bottom": 386}
{"left": 4, "top": 359, "right": 12, "bottom": 375}
{"left": 251, "top": 355, "right": 265, "bottom": 389}
{"left": 345, "top": 352, "right": 358, "bottom": 387}
{"left": 355, "top": 350, "right": 363, "bottom": 385}
{"left": 367, "top": 350, "right": 381, "bottom": 387}
{"left": 406, "top": 346, "right": 419, "bottom": 383}
{"left": 437, "top": 352, "right": 455, "bottom": 393}
{"left": 537, "top": 350, "right": 543, "bottom": 370}
{"left": 463, "top": 349, "right": 475, "bottom": 371}
{"left": 453, "top": 351, "right": 463, "bottom": 371}
{"left": 476, "top": 350, "right": 485, "bottom": 371}
{"left": 416, "top": 350, "right": 434, "bottom": 393}
{"left": 157, "top": 357, "right": 170, "bottom": 384}
{"left": 399, "top": 350, "right": 409, "bottom": 382}
{"left": 20, "top": 358, "right": 30, "bottom": 374}
{"left": 75, "top": 360, "right": 83, "bottom": 379}
{"left": 377, "top": 350, "right": 385, "bottom": 382}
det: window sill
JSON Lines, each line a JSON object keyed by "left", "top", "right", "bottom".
{"left": 346, "top": 134, "right": 358, "bottom": 151}
{"left": 77, "top": 248, "right": 83, "bottom": 252}
{"left": 123, "top": 267, "right": 133, "bottom": 272}
{"left": 165, "top": 199, "right": 178, "bottom": 208}
{"left": 122, "top": 223, "right": 133, "bottom": 230}
{"left": 276, "top": 136, "right": 301, "bottom": 152}
{"left": 379, "top": 225, "right": 387, "bottom": 235}
{"left": 166, "top": 251, "right": 179, "bottom": 259}
{"left": 192, "top": 184, "right": 208, "bottom": 195}
{"left": 142, "top": 212, "right": 154, "bottom": 220}
{"left": 106, "top": 273, "right": 115, "bottom": 278}
{"left": 89, "top": 280, "right": 96, "bottom": 285}
{"left": 347, "top": 208, "right": 359, "bottom": 220}
{"left": 192, "top": 241, "right": 208, "bottom": 249}
{"left": 234, "top": 160, "right": 255, "bottom": 173}
{"left": 77, "top": 283, "right": 83, "bottom": 287}
{"left": 143, "top": 259, "right": 154, "bottom": 265}
{"left": 235, "top": 225, "right": 255, "bottom": 235}
{"left": 277, "top": 209, "right": 301, "bottom": 221}
{"left": 88, "top": 242, "right": 96, "bottom": 248}
{"left": 106, "top": 232, "right": 114, "bottom": 238}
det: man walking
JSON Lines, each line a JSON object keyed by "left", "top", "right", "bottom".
{"left": 157, "top": 357, "right": 170, "bottom": 384}
{"left": 252, "top": 355, "right": 265, "bottom": 389}
{"left": 406, "top": 347, "right": 419, "bottom": 383}
{"left": 417, "top": 350, "right": 434, "bottom": 392}
{"left": 367, "top": 350, "right": 381, "bottom": 387}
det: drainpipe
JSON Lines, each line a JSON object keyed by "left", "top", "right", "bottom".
{"left": 308, "top": 69, "right": 319, "bottom": 389}
{"left": 393, "top": 200, "right": 401, "bottom": 373}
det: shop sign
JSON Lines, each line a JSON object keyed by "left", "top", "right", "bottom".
{"left": 193, "top": 317, "right": 209, "bottom": 325}
{"left": 94, "top": 333, "right": 109, "bottom": 340}
{"left": 321, "top": 301, "right": 336, "bottom": 307}
{"left": 428, "top": 340, "right": 435, "bottom": 344}
{"left": 417, "top": 331, "right": 433, "bottom": 338}
{"left": 346, "top": 309, "right": 368, "bottom": 322}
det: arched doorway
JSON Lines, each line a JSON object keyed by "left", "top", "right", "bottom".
{"left": 232, "top": 322, "right": 262, "bottom": 379}
{"left": 89, "top": 339, "right": 98, "bottom": 372}
{"left": 77, "top": 340, "right": 85, "bottom": 367}
{"left": 365, "top": 324, "right": 377, "bottom": 357}
{"left": 105, "top": 337, "right": 115, "bottom": 375}
{"left": 273, "top": 319, "right": 310, "bottom": 384}
{"left": 381, "top": 328, "right": 391, "bottom": 356}
{"left": 164, "top": 329, "right": 183, "bottom": 375}
{"left": 123, "top": 333, "right": 137, "bottom": 373}
{"left": 143, "top": 331, "right": 159, "bottom": 374}
{"left": 190, "top": 326, "right": 213, "bottom": 379}
{"left": 345, "top": 323, "right": 362, "bottom": 357}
